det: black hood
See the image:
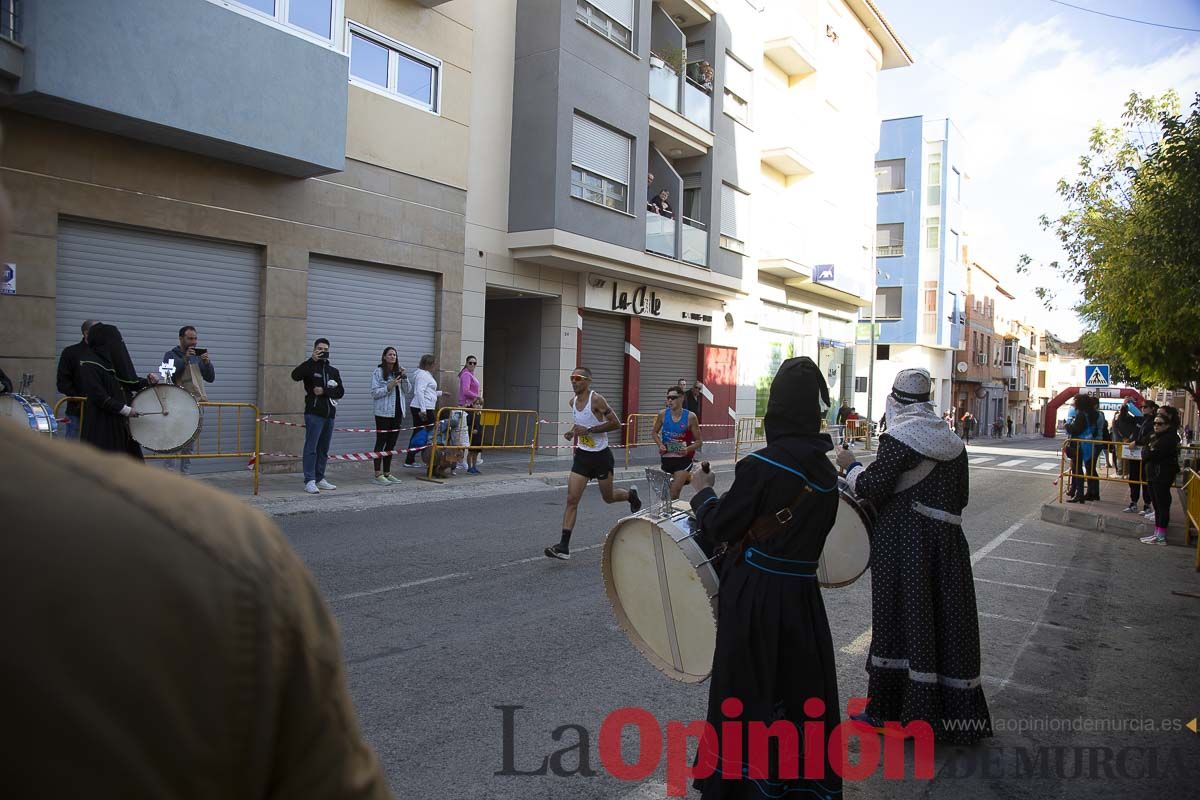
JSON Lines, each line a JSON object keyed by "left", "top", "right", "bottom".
{"left": 763, "top": 356, "right": 830, "bottom": 443}
{"left": 86, "top": 323, "right": 140, "bottom": 384}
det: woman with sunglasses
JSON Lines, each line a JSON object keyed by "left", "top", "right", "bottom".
{"left": 1139, "top": 406, "right": 1181, "bottom": 545}
{"left": 456, "top": 356, "right": 482, "bottom": 471}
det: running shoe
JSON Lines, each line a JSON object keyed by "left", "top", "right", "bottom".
{"left": 304, "top": 480, "right": 320, "bottom": 495}
{"left": 628, "top": 486, "right": 642, "bottom": 513}
{"left": 1142, "top": 510, "right": 1156, "bottom": 519}
{"left": 467, "top": 467, "right": 481, "bottom": 475}
{"left": 1140, "top": 535, "right": 1166, "bottom": 546}
{"left": 317, "top": 479, "right": 337, "bottom": 490}
{"left": 385, "top": 474, "right": 403, "bottom": 484}
{"left": 544, "top": 544, "right": 571, "bottom": 560}
{"left": 373, "top": 475, "right": 391, "bottom": 486}
{"left": 402, "top": 462, "right": 420, "bottom": 469}
{"left": 1122, "top": 504, "right": 1139, "bottom": 513}
{"left": 1139, "top": 533, "right": 1159, "bottom": 543}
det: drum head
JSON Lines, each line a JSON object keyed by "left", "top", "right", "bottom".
{"left": 129, "top": 385, "right": 201, "bottom": 453}
{"left": 601, "top": 514, "right": 717, "bottom": 683}
{"left": 818, "top": 494, "right": 873, "bottom": 588}
{"left": 0, "top": 394, "right": 58, "bottom": 434}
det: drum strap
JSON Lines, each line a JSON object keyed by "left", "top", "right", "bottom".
{"left": 745, "top": 484, "right": 815, "bottom": 547}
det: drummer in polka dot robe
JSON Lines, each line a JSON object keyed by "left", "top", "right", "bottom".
{"left": 836, "top": 368, "right": 993, "bottom": 745}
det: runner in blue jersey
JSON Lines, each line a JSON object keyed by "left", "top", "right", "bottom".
{"left": 653, "top": 385, "right": 703, "bottom": 499}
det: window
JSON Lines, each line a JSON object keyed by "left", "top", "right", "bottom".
{"left": 925, "top": 216, "right": 940, "bottom": 249}
{"left": 348, "top": 24, "right": 440, "bottom": 112}
{"left": 952, "top": 167, "right": 962, "bottom": 202}
{"left": 723, "top": 53, "right": 752, "bottom": 126}
{"left": 876, "top": 223, "right": 903, "bottom": 257}
{"left": 570, "top": 114, "right": 631, "bottom": 213}
{"left": 875, "top": 159, "right": 904, "bottom": 192}
{"left": 682, "top": 174, "right": 703, "bottom": 220}
{"left": 225, "top": 0, "right": 337, "bottom": 41}
{"left": 876, "top": 344, "right": 891, "bottom": 360}
{"left": 950, "top": 230, "right": 960, "bottom": 262}
{"left": 875, "top": 286, "right": 902, "bottom": 319}
{"left": 720, "top": 183, "right": 750, "bottom": 253}
{"left": 1003, "top": 340, "right": 1015, "bottom": 365}
{"left": 576, "top": 0, "right": 633, "bottom": 51}
{"left": 926, "top": 155, "right": 941, "bottom": 206}
{"left": 922, "top": 281, "right": 938, "bottom": 336}
{"left": 854, "top": 376, "right": 868, "bottom": 393}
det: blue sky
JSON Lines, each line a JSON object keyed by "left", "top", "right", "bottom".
{"left": 874, "top": 0, "right": 1200, "bottom": 339}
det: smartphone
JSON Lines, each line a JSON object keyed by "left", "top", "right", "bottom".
{"left": 194, "top": 347, "right": 208, "bottom": 356}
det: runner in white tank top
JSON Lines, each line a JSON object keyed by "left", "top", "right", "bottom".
{"left": 545, "top": 367, "right": 642, "bottom": 560}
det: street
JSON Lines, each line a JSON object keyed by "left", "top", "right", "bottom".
{"left": 276, "top": 436, "right": 1200, "bottom": 798}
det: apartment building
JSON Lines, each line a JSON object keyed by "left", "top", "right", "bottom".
{"left": 469, "top": 0, "right": 910, "bottom": 440}
{"left": 854, "top": 116, "right": 968, "bottom": 419}
{"left": 951, "top": 261, "right": 1038, "bottom": 435}
{"left": 0, "top": 0, "right": 474, "bottom": 466}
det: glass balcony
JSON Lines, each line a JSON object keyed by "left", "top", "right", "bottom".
{"left": 682, "top": 217, "right": 708, "bottom": 266}
{"left": 683, "top": 78, "right": 712, "bottom": 129}
{"left": 649, "top": 61, "right": 680, "bottom": 111}
{"left": 646, "top": 212, "right": 676, "bottom": 258}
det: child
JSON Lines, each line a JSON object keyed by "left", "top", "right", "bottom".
{"left": 466, "top": 396, "right": 485, "bottom": 475}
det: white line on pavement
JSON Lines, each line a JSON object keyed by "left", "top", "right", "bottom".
{"left": 984, "top": 555, "right": 1104, "bottom": 573}
{"left": 997, "top": 459, "right": 1028, "bottom": 467}
{"left": 1008, "top": 537, "right": 1067, "bottom": 547}
{"left": 1034, "top": 462, "right": 1058, "bottom": 471}
{"left": 973, "top": 576, "right": 1096, "bottom": 599}
{"left": 971, "top": 464, "right": 1062, "bottom": 477}
{"left": 978, "top": 611, "right": 1085, "bottom": 634}
{"left": 969, "top": 457, "right": 994, "bottom": 464}
{"left": 331, "top": 573, "right": 469, "bottom": 601}
{"left": 842, "top": 515, "right": 1031, "bottom": 655}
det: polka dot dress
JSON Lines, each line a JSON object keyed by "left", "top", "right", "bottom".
{"left": 848, "top": 435, "right": 993, "bottom": 744}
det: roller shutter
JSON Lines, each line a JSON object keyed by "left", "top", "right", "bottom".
{"left": 572, "top": 114, "right": 632, "bottom": 185}
{"left": 638, "top": 319, "right": 698, "bottom": 416}
{"left": 580, "top": 312, "right": 626, "bottom": 422}
{"left": 591, "top": 0, "right": 634, "bottom": 30}
{"left": 305, "top": 257, "right": 437, "bottom": 457}
{"left": 55, "top": 220, "right": 261, "bottom": 474}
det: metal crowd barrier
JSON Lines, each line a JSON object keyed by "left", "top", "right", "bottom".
{"left": 424, "top": 405, "right": 539, "bottom": 481}
{"left": 52, "top": 396, "right": 262, "bottom": 495}
{"left": 623, "top": 413, "right": 661, "bottom": 467}
{"left": 1185, "top": 469, "right": 1200, "bottom": 571}
{"left": 734, "top": 415, "right": 765, "bottom": 461}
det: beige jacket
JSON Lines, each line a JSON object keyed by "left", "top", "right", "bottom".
{"left": 0, "top": 424, "right": 392, "bottom": 800}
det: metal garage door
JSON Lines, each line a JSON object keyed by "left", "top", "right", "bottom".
{"left": 638, "top": 319, "right": 698, "bottom": 416}
{"left": 305, "top": 257, "right": 437, "bottom": 457}
{"left": 580, "top": 312, "right": 626, "bottom": 422}
{"left": 55, "top": 220, "right": 261, "bottom": 473}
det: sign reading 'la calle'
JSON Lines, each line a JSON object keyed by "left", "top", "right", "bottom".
{"left": 612, "top": 282, "right": 662, "bottom": 317}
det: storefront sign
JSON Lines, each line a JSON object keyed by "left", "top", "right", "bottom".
{"left": 0, "top": 263, "right": 14, "bottom": 295}
{"left": 583, "top": 275, "right": 719, "bottom": 326}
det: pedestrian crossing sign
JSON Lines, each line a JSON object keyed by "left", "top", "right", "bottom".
{"left": 1085, "top": 364, "right": 1110, "bottom": 387}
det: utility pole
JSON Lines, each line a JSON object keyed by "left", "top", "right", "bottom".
{"left": 865, "top": 252, "right": 879, "bottom": 450}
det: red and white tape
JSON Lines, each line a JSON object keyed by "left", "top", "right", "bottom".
{"left": 259, "top": 417, "right": 417, "bottom": 435}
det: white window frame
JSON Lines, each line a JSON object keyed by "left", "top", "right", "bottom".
{"left": 720, "top": 183, "right": 750, "bottom": 254}
{"left": 926, "top": 154, "right": 942, "bottom": 207}
{"left": 723, "top": 52, "right": 752, "bottom": 127}
{"left": 571, "top": 114, "right": 632, "bottom": 214}
{"left": 952, "top": 166, "right": 962, "bottom": 201}
{"left": 209, "top": 0, "right": 345, "bottom": 49}
{"left": 925, "top": 216, "right": 940, "bottom": 249}
{"left": 571, "top": 166, "right": 630, "bottom": 213}
{"left": 346, "top": 21, "right": 442, "bottom": 115}
{"left": 875, "top": 286, "right": 902, "bottom": 320}
{"left": 874, "top": 159, "right": 905, "bottom": 193}
{"left": 876, "top": 223, "right": 903, "bottom": 257}
{"left": 576, "top": 0, "right": 633, "bottom": 52}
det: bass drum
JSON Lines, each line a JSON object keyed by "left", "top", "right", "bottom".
{"left": 818, "top": 478, "right": 876, "bottom": 588}
{"left": 128, "top": 384, "right": 201, "bottom": 453}
{"left": 602, "top": 503, "right": 717, "bottom": 683}
{"left": 0, "top": 394, "right": 59, "bottom": 435}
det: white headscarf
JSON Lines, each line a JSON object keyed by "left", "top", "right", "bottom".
{"left": 884, "top": 368, "right": 964, "bottom": 462}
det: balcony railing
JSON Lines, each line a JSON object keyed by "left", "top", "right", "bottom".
{"left": 683, "top": 77, "right": 712, "bottom": 129}
{"left": 876, "top": 244, "right": 904, "bottom": 257}
{"left": 1, "top": 0, "right": 20, "bottom": 41}
{"left": 646, "top": 212, "right": 676, "bottom": 258}
{"left": 682, "top": 217, "right": 708, "bottom": 266}
{"left": 649, "top": 61, "right": 680, "bottom": 111}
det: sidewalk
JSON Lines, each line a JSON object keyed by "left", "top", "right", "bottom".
{"left": 1041, "top": 488, "right": 1192, "bottom": 547}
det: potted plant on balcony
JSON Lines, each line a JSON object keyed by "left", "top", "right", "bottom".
{"left": 654, "top": 46, "right": 685, "bottom": 75}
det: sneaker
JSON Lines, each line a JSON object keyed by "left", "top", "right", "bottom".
{"left": 1142, "top": 510, "right": 1156, "bottom": 519}
{"left": 628, "top": 486, "right": 642, "bottom": 513}
{"left": 402, "top": 462, "right": 420, "bottom": 469}
{"left": 317, "top": 479, "right": 337, "bottom": 490}
{"left": 544, "top": 543, "right": 571, "bottom": 560}
{"left": 1122, "top": 504, "right": 1139, "bottom": 513}
{"left": 373, "top": 475, "right": 391, "bottom": 486}
{"left": 304, "top": 480, "right": 320, "bottom": 494}
{"left": 456, "top": 461, "right": 468, "bottom": 471}
{"left": 467, "top": 467, "right": 481, "bottom": 475}
{"left": 1139, "top": 533, "right": 1160, "bottom": 543}
{"left": 384, "top": 474, "right": 402, "bottom": 484}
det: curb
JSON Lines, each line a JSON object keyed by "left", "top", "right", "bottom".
{"left": 1039, "top": 489, "right": 1189, "bottom": 547}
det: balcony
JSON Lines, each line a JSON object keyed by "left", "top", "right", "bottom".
{"left": 649, "top": 60, "right": 679, "bottom": 111}
{"left": 876, "top": 244, "right": 904, "bottom": 257}
{"left": 762, "top": 4, "right": 818, "bottom": 78}
{"left": 646, "top": 212, "right": 676, "bottom": 258}
{"left": 654, "top": 0, "right": 713, "bottom": 27}
{"left": 683, "top": 77, "right": 712, "bottom": 129}
{"left": 761, "top": 146, "right": 815, "bottom": 178}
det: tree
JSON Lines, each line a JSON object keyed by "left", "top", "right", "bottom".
{"left": 1035, "top": 91, "right": 1200, "bottom": 405}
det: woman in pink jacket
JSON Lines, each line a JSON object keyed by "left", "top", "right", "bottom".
{"left": 457, "top": 356, "right": 481, "bottom": 470}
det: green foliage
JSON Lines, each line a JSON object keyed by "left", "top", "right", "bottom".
{"left": 1034, "top": 90, "right": 1200, "bottom": 404}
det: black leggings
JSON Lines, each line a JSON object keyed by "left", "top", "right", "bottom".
{"left": 1128, "top": 459, "right": 1146, "bottom": 505}
{"left": 405, "top": 408, "right": 434, "bottom": 465}
{"left": 373, "top": 415, "right": 402, "bottom": 472}
{"left": 1149, "top": 478, "right": 1173, "bottom": 529}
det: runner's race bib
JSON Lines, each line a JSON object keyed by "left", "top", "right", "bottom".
{"left": 579, "top": 434, "right": 596, "bottom": 448}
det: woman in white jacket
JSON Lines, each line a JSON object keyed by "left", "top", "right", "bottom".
{"left": 404, "top": 353, "right": 444, "bottom": 467}
{"left": 369, "top": 347, "right": 410, "bottom": 484}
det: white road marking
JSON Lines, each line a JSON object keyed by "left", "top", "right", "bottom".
{"left": 842, "top": 515, "right": 1030, "bottom": 655}
{"left": 1034, "top": 462, "right": 1058, "bottom": 471}
{"left": 331, "top": 573, "right": 468, "bottom": 601}
{"left": 972, "top": 464, "right": 1063, "bottom": 477}
{"left": 984, "top": 555, "right": 1103, "bottom": 573}
{"left": 1008, "top": 537, "right": 1067, "bottom": 547}
{"left": 973, "top": 576, "right": 1096, "bottom": 599}
{"left": 997, "top": 459, "right": 1027, "bottom": 467}
{"left": 969, "top": 457, "right": 994, "bottom": 464}
{"left": 978, "top": 611, "right": 1085, "bottom": 634}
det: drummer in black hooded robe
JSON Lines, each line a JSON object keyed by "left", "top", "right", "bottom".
{"left": 77, "top": 323, "right": 160, "bottom": 460}
{"left": 836, "top": 368, "right": 992, "bottom": 744}
{"left": 688, "top": 356, "right": 844, "bottom": 799}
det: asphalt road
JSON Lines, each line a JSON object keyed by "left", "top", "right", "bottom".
{"left": 278, "top": 438, "right": 1200, "bottom": 799}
